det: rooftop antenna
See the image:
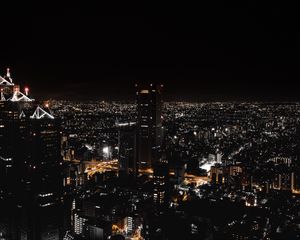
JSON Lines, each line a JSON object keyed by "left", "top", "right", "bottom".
{"left": 6, "top": 68, "right": 12, "bottom": 83}
{"left": 24, "top": 87, "right": 29, "bottom": 96}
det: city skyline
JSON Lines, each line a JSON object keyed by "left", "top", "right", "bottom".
{"left": 2, "top": 3, "right": 300, "bottom": 240}
{"left": 2, "top": 65, "right": 300, "bottom": 239}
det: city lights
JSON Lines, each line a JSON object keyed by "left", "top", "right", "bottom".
{"left": 1, "top": 5, "right": 299, "bottom": 238}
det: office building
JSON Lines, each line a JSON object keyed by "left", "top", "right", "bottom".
{"left": 117, "top": 122, "right": 137, "bottom": 175}
{"left": 0, "top": 68, "right": 63, "bottom": 239}
{"left": 152, "top": 161, "right": 168, "bottom": 205}
{"left": 136, "top": 83, "right": 163, "bottom": 170}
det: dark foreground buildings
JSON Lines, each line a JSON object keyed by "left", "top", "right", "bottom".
{"left": 0, "top": 69, "right": 63, "bottom": 239}
{"left": 118, "top": 122, "right": 137, "bottom": 176}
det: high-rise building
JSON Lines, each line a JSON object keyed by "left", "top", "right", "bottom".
{"left": 136, "top": 83, "right": 163, "bottom": 170}
{"left": 1, "top": 69, "right": 34, "bottom": 193}
{"left": 0, "top": 68, "right": 64, "bottom": 239}
{"left": 152, "top": 161, "right": 168, "bottom": 205}
{"left": 117, "top": 122, "right": 137, "bottom": 175}
{"left": 18, "top": 109, "right": 63, "bottom": 240}
{"left": 136, "top": 83, "right": 169, "bottom": 206}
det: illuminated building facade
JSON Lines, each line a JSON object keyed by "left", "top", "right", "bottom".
{"left": 74, "top": 212, "right": 88, "bottom": 236}
{"left": 152, "top": 161, "right": 168, "bottom": 206}
{"left": 136, "top": 83, "right": 169, "bottom": 206}
{"left": 136, "top": 83, "right": 163, "bottom": 170}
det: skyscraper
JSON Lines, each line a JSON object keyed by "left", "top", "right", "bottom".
{"left": 152, "top": 161, "right": 168, "bottom": 205}
{"left": 117, "top": 122, "right": 137, "bottom": 176}
{"left": 136, "top": 83, "right": 169, "bottom": 206}
{"left": 136, "top": 83, "right": 163, "bottom": 170}
{"left": 0, "top": 68, "right": 63, "bottom": 239}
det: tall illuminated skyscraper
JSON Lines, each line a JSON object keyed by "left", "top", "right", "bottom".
{"left": 136, "top": 83, "right": 168, "bottom": 206}
{"left": 136, "top": 83, "right": 163, "bottom": 170}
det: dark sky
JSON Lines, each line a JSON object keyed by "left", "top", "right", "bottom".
{"left": 0, "top": 2, "right": 299, "bottom": 101}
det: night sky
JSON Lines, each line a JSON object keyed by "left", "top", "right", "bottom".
{"left": 0, "top": 2, "right": 299, "bottom": 101}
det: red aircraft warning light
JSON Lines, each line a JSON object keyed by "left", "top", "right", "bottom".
{"left": 24, "top": 87, "right": 29, "bottom": 96}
